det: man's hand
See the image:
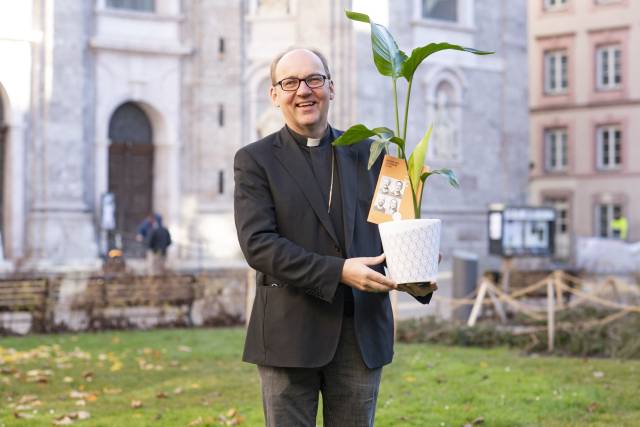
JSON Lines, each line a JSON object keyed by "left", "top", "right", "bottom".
{"left": 341, "top": 254, "right": 397, "bottom": 293}
{"left": 397, "top": 282, "right": 438, "bottom": 297}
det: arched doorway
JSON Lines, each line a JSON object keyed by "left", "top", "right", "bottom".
{"left": 0, "top": 93, "right": 7, "bottom": 259}
{"left": 108, "top": 102, "right": 154, "bottom": 257}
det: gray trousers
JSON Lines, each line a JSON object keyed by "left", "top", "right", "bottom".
{"left": 258, "top": 317, "right": 382, "bottom": 427}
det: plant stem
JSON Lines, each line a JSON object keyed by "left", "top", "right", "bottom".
{"left": 402, "top": 78, "right": 413, "bottom": 143}
{"left": 392, "top": 78, "right": 400, "bottom": 150}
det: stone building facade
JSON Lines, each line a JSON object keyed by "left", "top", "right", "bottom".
{"left": 0, "top": 0, "right": 527, "bottom": 273}
{"left": 528, "top": 0, "right": 640, "bottom": 259}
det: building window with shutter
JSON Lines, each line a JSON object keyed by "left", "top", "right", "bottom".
{"left": 218, "top": 104, "right": 224, "bottom": 127}
{"left": 595, "top": 203, "right": 622, "bottom": 238}
{"left": 422, "top": 0, "right": 458, "bottom": 22}
{"left": 596, "top": 125, "right": 622, "bottom": 170}
{"left": 544, "top": 0, "right": 568, "bottom": 10}
{"left": 218, "top": 170, "right": 225, "bottom": 194}
{"left": 544, "top": 50, "right": 568, "bottom": 95}
{"left": 106, "top": 0, "right": 154, "bottom": 12}
{"left": 544, "top": 128, "right": 568, "bottom": 172}
{"left": 596, "top": 45, "right": 622, "bottom": 91}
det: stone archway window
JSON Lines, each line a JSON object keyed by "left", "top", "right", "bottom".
{"left": 106, "top": 0, "right": 155, "bottom": 12}
{"left": 108, "top": 102, "right": 154, "bottom": 257}
{"left": 109, "top": 102, "right": 153, "bottom": 143}
{"left": 428, "top": 79, "right": 461, "bottom": 162}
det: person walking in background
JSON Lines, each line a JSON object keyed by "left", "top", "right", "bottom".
{"left": 610, "top": 211, "right": 628, "bottom": 241}
{"left": 234, "top": 47, "right": 437, "bottom": 426}
{"left": 136, "top": 213, "right": 163, "bottom": 243}
{"left": 136, "top": 213, "right": 171, "bottom": 274}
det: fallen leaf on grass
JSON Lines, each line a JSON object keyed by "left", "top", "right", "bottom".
{"left": 26, "top": 369, "right": 52, "bottom": 384}
{"left": 69, "top": 390, "right": 88, "bottom": 399}
{"left": 14, "top": 411, "right": 35, "bottom": 419}
{"left": 593, "top": 371, "right": 604, "bottom": 378}
{"left": 156, "top": 391, "right": 169, "bottom": 399}
{"left": 52, "top": 411, "right": 91, "bottom": 425}
{"left": 587, "top": 402, "right": 599, "bottom": 413}
{"left": 178, "top": 345, "right": 192, "bottom": 353}
{"left": 131, "top": 400, "right": 143, "bottom": 409}
{"left": 53, "top": 416, "right": 74, "bottom": 425}
{"left": 19, "top": 394, "right": 39, "bottom": 404}
{"left": 103, "top": 387, "right": 122, "bottom": 395}
{"left": 188, "top": 416, "right": 204, "bottom": 426}
{"left": 467, "top": 416, "right": 485, "bottom": 425}
{"left": 63, "top": 376, "right": 74, "bottom": 383}
{"left": 218, "top": 408, "right": 245, "bottom": 426}
{"left": 173, "top": 387, "right": 183, "bottom": 395}
{"left": 403, "top": 376, "right": 416, "bottom": 383}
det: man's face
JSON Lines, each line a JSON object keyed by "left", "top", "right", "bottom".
{"left": 270, "top": 49, "right": 334, "bottom": 138}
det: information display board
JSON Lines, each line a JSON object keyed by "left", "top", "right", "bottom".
{"left": 488, "top": 205, "right": 556, "bottom": 257}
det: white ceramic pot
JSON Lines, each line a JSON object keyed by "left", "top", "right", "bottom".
{"left": 378, "top": 218, "right": 441, "bottom": 284}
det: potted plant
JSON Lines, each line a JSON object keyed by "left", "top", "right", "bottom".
{"left": 333, "top": 10, "right": 493, "bottom": 285}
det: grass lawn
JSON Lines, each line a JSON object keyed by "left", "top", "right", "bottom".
{"left": 1, "top": 327, "right": 639, "bottom": 427}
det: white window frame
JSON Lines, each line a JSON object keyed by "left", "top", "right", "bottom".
{"left": 596, "top": 45, "right": 622, "bottom": 91}
{"left": 596, "top": 125, "right": 622, "bottom": 170}
{"left": 544, "top": 128, "right": 568, "bottom": 172}
{"left": 595, "top": 203, "right": 622, "bottom": 238}
{"left": 544, "top": 0, "right": 568, "bottom": 11}
{"left": 544, "top": 50, "right": 568, "bottom": 95}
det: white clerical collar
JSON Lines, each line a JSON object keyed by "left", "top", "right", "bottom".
{"left": 307, "top": 137, "right": 321, "bottom": 147}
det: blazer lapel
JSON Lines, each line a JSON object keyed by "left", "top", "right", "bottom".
{"left": 273, "top": 127, "right": 340, "bottom": 246}
{"left": 333, "top": 128, "right": 358, "bottom": 257}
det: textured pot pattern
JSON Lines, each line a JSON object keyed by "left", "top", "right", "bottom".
{"left": 378, "top": 218, "right": 441, "bottom": 284}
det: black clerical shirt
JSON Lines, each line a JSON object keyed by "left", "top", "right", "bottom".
{"left": 286, "top": 125, "right": 354, "bottom": 317}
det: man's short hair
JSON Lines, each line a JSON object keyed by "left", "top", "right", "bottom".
{"left": 270, "top": 47, "right": 331, "bottom": 85}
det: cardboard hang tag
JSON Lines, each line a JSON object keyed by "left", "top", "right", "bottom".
{"left": 367, "top": 155, "right": 426, "bottom": 225}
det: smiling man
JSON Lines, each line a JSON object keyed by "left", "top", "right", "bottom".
{"left": 233, "top": 47, "right": 436, "bottom": 426}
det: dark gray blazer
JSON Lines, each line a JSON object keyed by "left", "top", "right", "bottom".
{"left": 233, "top": 126, "right": 431, "bottom": 369}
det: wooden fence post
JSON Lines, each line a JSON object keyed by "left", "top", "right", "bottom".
{"left": 467, "top": 279, "right": 489, "bottom": 327}
{"left": 547, "top": 279, "right": 555, "bottom": 352}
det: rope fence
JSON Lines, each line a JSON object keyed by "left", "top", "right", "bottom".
{"left": 430, "top": 270, "right": 640, "bottom": 351}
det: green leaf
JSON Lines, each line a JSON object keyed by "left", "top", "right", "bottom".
{"left": 332, "top": 124, "right": 377, "bottom": 146}
{"left": 368, "top": 140, "right": 386, "bottom": 170}
{"left": 345, "top": 10, "right": 407, "bottom": 78}
{"left": 345, "top": 10, "right": 369, "bottom": 23}
{"left": 333, "top": 124, "right": 404, "bottom": 147}
{"left": 401, "top": 43, "right": 493, "bottom": 82}
{"left": 407, "top": 126, "right": 433, "bottom": 195}
{"left": 420, "top": 168, "right": 460, "bottom": 189}
{"left": 372, "top": 127, "right": 395, "bottom": 139}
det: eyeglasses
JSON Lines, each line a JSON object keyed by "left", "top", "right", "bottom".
{"left": 274, "top": 74, "right": 329, "bottom": 91}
